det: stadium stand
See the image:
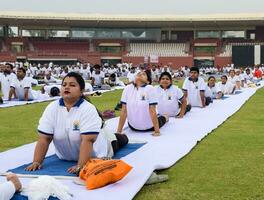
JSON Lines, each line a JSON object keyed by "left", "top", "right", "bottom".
{"left": 126, "top": 43, "right": 189, "bottom": 57}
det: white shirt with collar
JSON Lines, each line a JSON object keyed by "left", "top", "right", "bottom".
{"left": 217, "top": 81, "right": 234, "bottom": 95}
{"left": 127, "top": 72, "right": 136, "bottom": 83}
{"left": 121, "top": 84, "right": 158, "bottom": 130}
{"left": 10, "top": 76, "right": 35, "bottom": 100}
{"left": 228, "top": 76, "right": 240, "bottom": 85}
{"left": 205, "top": 84, "right": 222, "bottom": 99}
{"left": 0, "top": 73, "right": 16, "bottom": 100}
{"left": 80, "top": 68, "right": 91, "bottom": 80}
{"left": 0, "top": 181, "right": 16, "bottom": 200}
{"left": 182, "top": 77, "right": 206, "bottom": 107}
{"left": 243, "top": 73, "right": 254, "bottom": 84}
{"left": 91, "top": 71, "right": 104, "bottom": 86}
{"left": 38, "top": 98, "right": 108, "bottom": 161}
{"left": 156, "top": 85, "right": 184, "bottom": 117}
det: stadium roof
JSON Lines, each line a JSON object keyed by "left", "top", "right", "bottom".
{"left": 0, "top": 11, "right": 264, "bottom": 28}
{"left": 0, "top": 0, "right": 263, "bottom": 15}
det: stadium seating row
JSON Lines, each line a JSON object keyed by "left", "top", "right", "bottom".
{"left": 127, "top": 43, "right": 189, "bottom": 57}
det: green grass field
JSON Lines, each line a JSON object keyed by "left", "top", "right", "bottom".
{"left": 0, "top": 84, "right": 263, "bottom": 199}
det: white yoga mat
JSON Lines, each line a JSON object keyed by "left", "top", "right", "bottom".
{"left": 0, "top": 82, "right": 263, "bottom": 200}
{"left": 0, "top": 97, "right": 61, "bottom": 108}
{"left": 0, "top": 86, "right": 125, "bottom": 108}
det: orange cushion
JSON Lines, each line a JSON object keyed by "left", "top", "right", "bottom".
{"left": 79, "top": 159, "right": 132, "bottom": 190}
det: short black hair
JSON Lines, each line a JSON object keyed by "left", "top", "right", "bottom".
{"left": 50, "top": 87, "right": 60, "bottom": 97}
{"left": 159, "top": 72, "right": 172, "bottom": 82}
{"left": 94, "top": 64, "right": 101, "bottom": 69}
{"left": 190, "top": 66, "right": 199, "bottom": 73}
{"left": 5, "top": 63, "right": 13, "bottom": 69}
{"left": 17, "top": 67, "right": 26, "bottom": 74}
{"left": 229, "top": 69, "right": 235, "bottom": 74}
{"left": 208, "top": 76, "right": 216, "bottom": 81}
{"left": 110, "top": 73, "right": 116, "bottom": 78}
{"left": 221, "top": 75, "right": 228, "bottom": 80}
{"left": 62, "top": 72, "right": 85, "bottom": 91}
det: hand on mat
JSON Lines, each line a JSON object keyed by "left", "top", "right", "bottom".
{"left": 176, "top": 115, "right": 184, "bottom": 119}
{"left": 6, "top": 173, "right": 22, "bottom": 191}
{"left": 68, "top": 165, "right": 80, "bottom": 175}
{"left": 25, "top": 162, "right": 42, "bottom": 171}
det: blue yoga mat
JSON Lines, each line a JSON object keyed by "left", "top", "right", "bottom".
{"left": 9, "top": 143, "right": 145, "bottom": 176}
{"left": 221, "top": 96, "right": 229, "bottom": 100}
{"left": 10, "top": 143, "right": 145, "bottom": 200}
{"left": 234, "top": 90, "right": 243, "bottom": 95}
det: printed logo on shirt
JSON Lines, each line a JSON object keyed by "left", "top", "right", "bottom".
{"left": 73, "top": 120, "right": 80, "bottom": 131}
{"left": 141, "top": 93, "right": 147, "bottom": 101}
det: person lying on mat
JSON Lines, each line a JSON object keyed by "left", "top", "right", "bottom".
{"left": 205, "top": 76, "right": 223, "bottom": 102}
{"left": 0, "top": 173, "right": 22, "bottom": 200}
{"left": 156, "top": 72, "right": 191, "bottom": 118}
{"left": 25, "top": 72, "right": 128, "bottom": 175}
{"left": 117, "top": 71, "right": 169, "bottom": 137}
{"left": 8, "top": 67, "right": 37, "bottom": 101}
{"left": 182, "top": 66, "right": 206, "bottom": 108}
{"left": 217, "top": 75, "right": 236, "bottom": 95}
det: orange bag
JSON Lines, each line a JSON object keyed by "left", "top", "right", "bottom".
{"left": 79, "top": 159, "right": 132, "bottom": 190}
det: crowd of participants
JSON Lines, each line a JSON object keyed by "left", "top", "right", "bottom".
{"left": 0, "top": 61, "right": 263, "bottom": 103}
{"left": 0, "top": 60, "right": 264, "bottom": 199}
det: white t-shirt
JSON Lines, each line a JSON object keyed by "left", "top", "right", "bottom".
{"left": 228, "top": 76, "right": 240, "bottom": 85}
{"left": 127, "top": 72, "right": 136, "bottom": 83}
{"left": 38, "top": 98, "right": 108, "bottom": 161}
{"left": 0, "top": 181, "right": 16, "bottom": 200}
{"left": 30, "top": 66, "right": 38, "bottom": 76}
{"left": 91, "top": 71, "right": 104, "bottom": 86}
{"left": 54, "top": 67, "right": 61, "bottom": 76}
{"left": 243, "top": 73, "right": 254, "bottom": 84}
{"left": 60, "top": 71, "right": 68, "bottom": 78}
{"left": 205, "top": 84, "right": 222, "bottom": 99}
{"left": 80, "top": 68, "right": 91, "bottom": 80}
{"left": 182, "top": 77, "right": 206, "bottom": 107}
{"left": 121, "top": 84, "right": 158, "bottom": 130}
{"left": 156, "top": 85, "right": 184, "bottom": 117}
{"left": 0, "top": 73, "right": 16, "bottom": 100}
{"left": 217, "top": 81, "right": 234, "bottom": 95}
{"left": 10, "top": 76, "right": 35, "bottom": 100}
{"left": 85, "top": 82, "right": 93, "bottom": 92}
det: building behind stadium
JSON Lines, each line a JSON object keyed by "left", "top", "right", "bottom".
{"left": 0, "top": 12, "right": 264, "bottom": 67}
